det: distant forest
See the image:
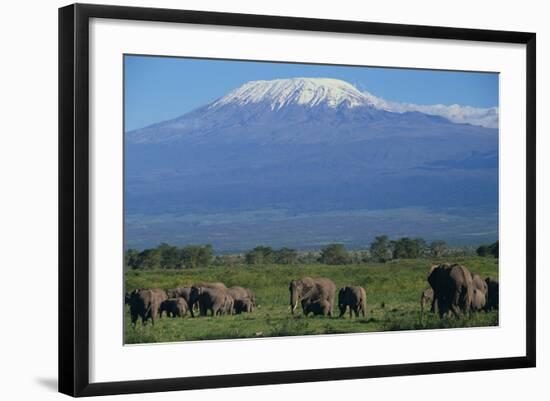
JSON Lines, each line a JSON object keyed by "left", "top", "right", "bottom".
{"left": 124, "top": 237, "right": 499, "bottom": 270}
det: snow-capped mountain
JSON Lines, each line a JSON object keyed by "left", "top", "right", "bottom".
{"left": 361, "top": 89, "right": 499, "bottom": 129}
{"left": 127, "top": 78, "right": 496, "bottom": 145}
{"left": 210, "top": 78, "right": 375, "bottom": 110}
{"left": 125, "top": 78, "right": 498, "bottom": 250}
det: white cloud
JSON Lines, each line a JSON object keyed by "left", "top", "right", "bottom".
{"left": 363, "top": 91, "right": 499, "bottom": 129}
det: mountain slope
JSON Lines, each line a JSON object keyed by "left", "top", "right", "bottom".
{"left": 125, "top": 78, "right": 498, "bottom": 250}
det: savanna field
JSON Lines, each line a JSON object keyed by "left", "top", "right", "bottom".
{"left": 124, "top": 256, "right": 499, "bottom": 344}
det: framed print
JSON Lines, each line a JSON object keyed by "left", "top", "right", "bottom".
{"left": 58, "top": 3, "right": 536, "bottom": 397}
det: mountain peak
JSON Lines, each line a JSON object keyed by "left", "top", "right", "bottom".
{"left": 210, "top": 77, "right": 373, "bottom": 110}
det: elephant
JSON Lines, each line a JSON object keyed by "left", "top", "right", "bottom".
{"left": 427, "top": 263, "right": 474, "bottom": 318}
{"left": 234, "top": 298, "right": 254, "bottom": 314}
{"left": 471, "top": 288, "right": 487, "bottom": 312}
{"left": 289, "top": 277, "right": 336, "bottom": 316}
{"left": 197, "top": 287, "right": 232, "bottom": 316}
{"left": 301, "top": 298, "right": 331, "bottom": 316}
{"left": 160, "top": 298, "right": 188, "bottom": 318}
{"left": 189, "top": 282, "right": 227, "bottom": 317}
{"left": 338, "top": 286, "right": 367, "bottom": 318}
{"left": 228, "top": 286, "right": 256, "bottom": 313}
{"left": 166, "top": 286, "right": 198, "bottom": 317}
{"left": 195, "top": 282, "right": 227, "bottom": 290}
{"left": 485, "top": 277, "right": 499, "bottom": 310}
{"left": 420, "top": 288, "right": 436, "bottom": 318}
{"left": 128, "top": 288, "right": 167, "bottom": 326}
{"left": 471, "top": 274, "right": 488, "bottom": 312}
{"left": 222, "top": 294, "right": 234, "bottom": 315}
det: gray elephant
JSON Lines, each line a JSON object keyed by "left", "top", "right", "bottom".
{"left": 197, "top": 287, "right": 232, "bottom": 316}
{"left": 189, "top": 282, "right": 227, "bottom": 317}
{"left": 128, "top": 288, "right": 167, "bottom": 326}
{"left": 338, "top": 286, "right": 367, "bottom": 318}
{"left": 427, "top": 263, "right": 473, "bottom": 318}
{"left": 420, "top": 287, "right": 436, "bottom": 317}
{"left": 166, "top": 286, "right": 198, "bottom": 317}
{"left": 289, "top": 277, "right": 336, "bottom": 316}
{"left": 160, "top": 298, "right": 188, "bottom": 318}
{"left": 301, "top": 298, "right": 331, "bottom": 316}
{"left": 471, "top": 274, "right": 488, "bottom": 312}
{"left": 471, "top": 288, "right": 487, "bottom": 312}
{"left": 234, "top": 298, "right": 254, "bottom": 314}
{"left": 485, "top": 277, "right": 499, "bottom": 310}
{"left": 228, "top": 286, "right": 256, "bottom": 313}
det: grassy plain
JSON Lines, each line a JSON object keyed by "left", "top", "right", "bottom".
{"left": 124, "top": 256, "right": 498, "bottom": 344}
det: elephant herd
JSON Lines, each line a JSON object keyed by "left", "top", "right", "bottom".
{"left": 423, "top": 263, "right": 499, "bottom": 318}
{"left": 289, "top": 277, "right": 367, "bottom": 318}
{"left": 125, "top": 282, "right": 256, "bottom": 326}
{"left": 125, "top": 263, "right": 499, "bottom": 327}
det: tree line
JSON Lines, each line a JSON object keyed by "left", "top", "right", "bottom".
{"left": 124, "top": 237, "right": 497, "bottom": 270}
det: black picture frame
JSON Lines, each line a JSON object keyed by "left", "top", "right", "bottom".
{"left": 59, "top": 3, "right": 536, "bottom": 397}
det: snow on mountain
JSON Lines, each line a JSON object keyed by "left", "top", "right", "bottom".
{"left": 127, "top": 77, "right": 498, "bottom": 144}
{"left": 210, "top": 77, "right": 375, "bottom": 110}
{"left": 362, "top": 90, "right": 499, "bottom": 129}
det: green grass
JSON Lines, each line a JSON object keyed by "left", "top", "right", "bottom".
{"left": 124, "top": 256, "right": 499, "bottom": 344}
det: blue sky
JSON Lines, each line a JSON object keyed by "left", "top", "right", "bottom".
{"left": 125, "top": 55, "right": 499, "bottom": 131}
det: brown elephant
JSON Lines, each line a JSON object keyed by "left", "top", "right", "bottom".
{"left": 471, "top": 288, "right": 487, "bottom": 312}
{"left": 166, "top": 286, "right": 198, "bottom": 317}
{"left": 289, "top": 277, "right": 336, "bottom": 316}
{"left": 197, "top": 287, "right": 232, "bottom": 316}
{"left": 160, "top": 298, "right": 188, "bottom": 318}
{"left": 420, "top": 288, "right": 436, "bottom": 318}
{"left": 427, "top": 263, "right": 473, "bottom": 318}
{"left": 228, "top": 286, "right": 256, "bottom": 313}
{"left": 234, "top": 298, "right": 254, "bottom": 314}
{"left": 189, "top": 282, "right": 227, "bottom": 317}
{"left": 128, "top": 288, "right": 167, "bottom": 326}
{"left": 301, "top": 298, "right": 331, "bottom": 316}
{"left": 485, "top": 277, "right": 499, "bottom": 310}
{"left": 338, "top": 286, "right": 367, "bottom": 318}
{"left": 471, "top": 274, "right": 488, "bottom": 312}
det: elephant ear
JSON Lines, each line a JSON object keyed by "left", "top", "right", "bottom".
{"left": 427, "top": 266, "right": 439, "bottom": 288}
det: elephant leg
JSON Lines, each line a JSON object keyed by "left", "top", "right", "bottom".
{"left": 131, "top": 312, "right": 138, "bottom": 327}
{"left": 450, "top": 290, "right": 462, "bottom": 318}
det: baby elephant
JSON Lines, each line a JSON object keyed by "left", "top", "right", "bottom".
{"left": 301, "top": 298, "right": 331, "bottom": 316}
{"left": 338, "top": 286, "right": 367, "bottom": 318}
{"left": 234, "top": 298, "right": 254, "bottom": 314}
{"left": 160, "top": 298, "right": 188, "bottom": 318}
{"left": 420, "top": 288, "right": 436, "bottom": 317}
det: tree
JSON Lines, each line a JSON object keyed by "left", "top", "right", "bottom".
{"left": 477, "top": 241, "right": 498, "bottom": 258}
{"left": 430, "top": 240, "right": 447, "bottom": 258}
{"left": 391, "top": 237, "right": 426, "bottom": 259}
{"left": 138, "top": 248, "right": 162, "bottom": 269}
{"left": 320, "top": 243, "right": 350, "bottom": 265}
{"left": 476, "top": 244, "right": 490, "bottom": 257}
{"left": 370, "top": 235, "right": 391, "bottom": 262}
{"left": 274, "top": 247, "right": 298, "bottom": 265}
{"left": 489, "top": 240, "right": 499, "bottom": 258}
{"left": 124, "top": 248, "right": 141, "bottom": 270}
{"left": 245, "top": 246, "right": 274, "bottom": 265}
{"left": 158, "top": 242, "right": 182, "bottom": 269}
{"left": 181, "top": 244, "right": 213, "bottom": 268}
